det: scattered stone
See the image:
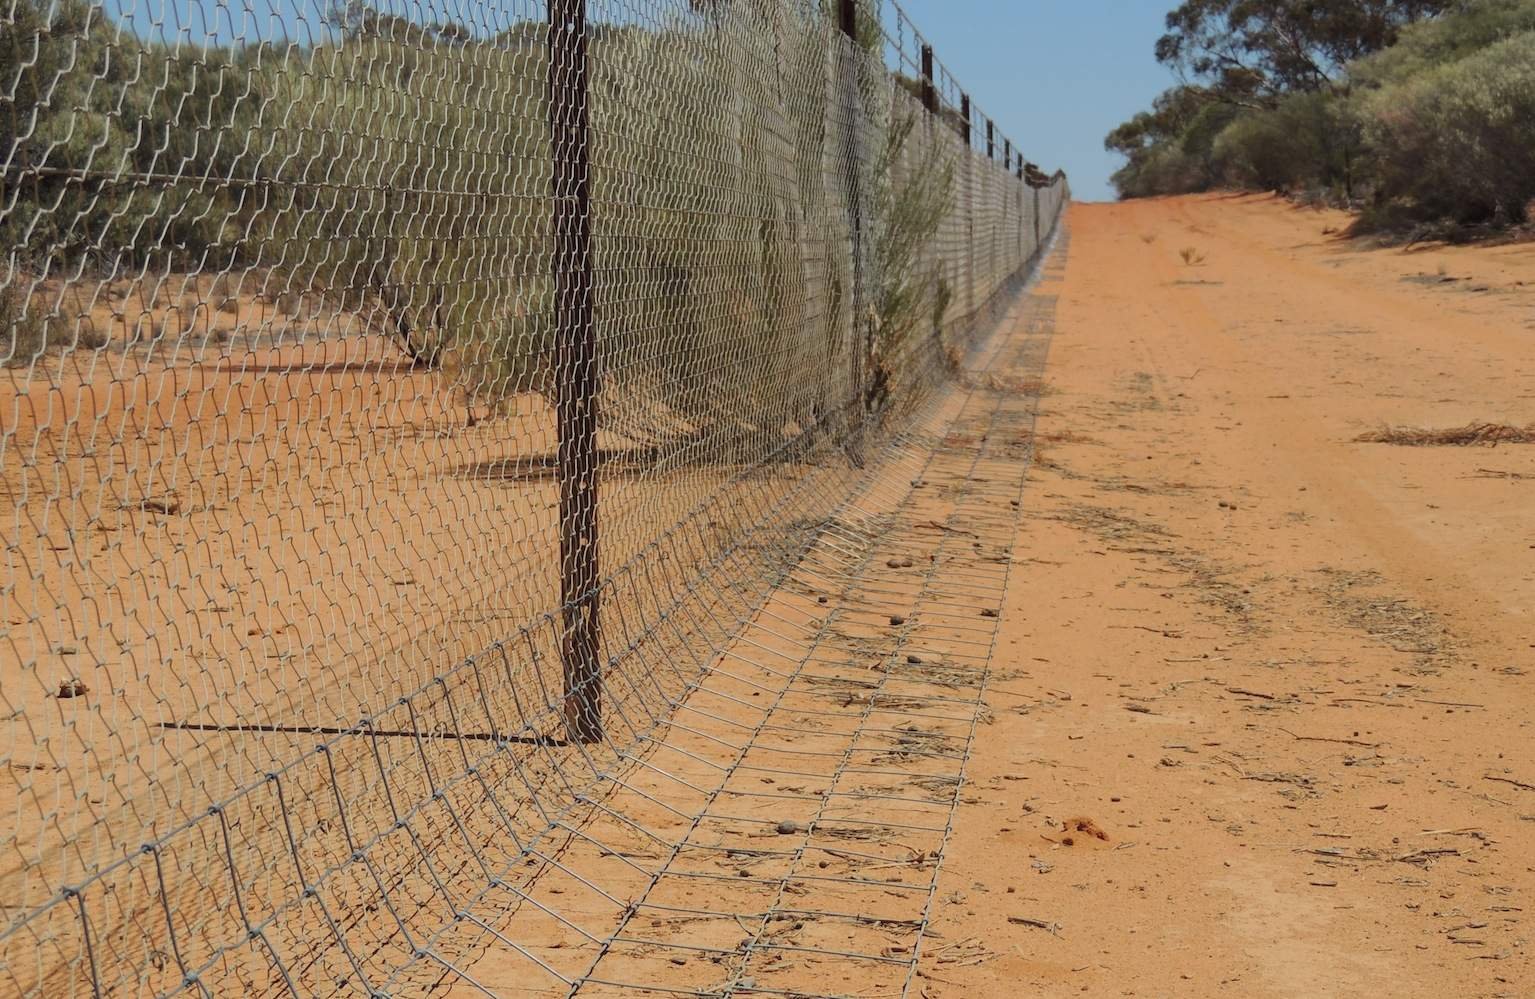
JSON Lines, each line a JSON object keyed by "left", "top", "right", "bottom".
{"left": 56, "top": 679, "right": 88, "bottom": 699}
{"left": 890, "top": 615, "right": 906, "bottom": 626}
{"left": 774, "top": 820, "right": 803, "bottom": 835}
{"left": 1062, "top": 816, "right": 1110, "bottom": 843}
{"left": 134, "top": 496, "right": 181, "bottom": 516}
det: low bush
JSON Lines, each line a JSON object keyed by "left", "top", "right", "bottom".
{"left": 1353, "top": 0, "right": 1535, "bottom": 85}
{"left": 0, "top": 284, "right": 109, "bottom": 367}
{"left": 1, "top": 285, "right": 51, "bottom": 367}
{"left": 1360, "top": 31, "right": 1535, "bottom": 225}
{"left": 1110, "top": 143, "right": 1207, "bottom": 200}
{"left": 1213, "top": 92, "right": 1361, "bottom": 197}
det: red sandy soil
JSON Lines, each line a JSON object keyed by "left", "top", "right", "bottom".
{"left": 6, "top": 191, "right": 1535, "bottom": 998}
{"left": 920, "top": 193, "right": 1535, "bottom": 998}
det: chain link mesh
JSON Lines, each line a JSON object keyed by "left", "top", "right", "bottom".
{"left": 0, "top": 0, "right": 1067, "bottom": 993}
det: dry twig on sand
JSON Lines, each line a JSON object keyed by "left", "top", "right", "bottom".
{"left": 1356, "top": 423, "right": 1535, "bottom": 446}
{"left": 1007, "top": 916, "right": 1062, "bottom": 936}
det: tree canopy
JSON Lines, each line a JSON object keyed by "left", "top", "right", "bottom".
{"left": 1106, "top": 0, "right": 1535, "bottom": 231}
{"left": 1154, "top": 0, "right": 1454, "bottom": 101}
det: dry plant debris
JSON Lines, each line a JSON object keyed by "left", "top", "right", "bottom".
{"left": 1356, "top": 422, "right": 1535, "bottom": 446}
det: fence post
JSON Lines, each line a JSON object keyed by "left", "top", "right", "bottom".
{"left": 920, "top": 44, "right": 935, "bottom": 114}
{"left": 1015, "top": 153, "right": 1025, "bottom": 267}
{"left": 1017, "top": 161, "right": 1028, "bottom": 259}
{"left": 839, "top": 0, "right": 856, "bottom": 43}
{"left": 1033, "top": 184, "right": 1042, "bottom": 256}
{"left": 986, "top": 119, "right": 994, "bottom": 162}
{"left": 838, "top": 0, "right": 867, "bottom": 458}
{"left": 1005, "top": 140, "right": 1015, "bottom": 271}
{"left": 549, "top": 0, "right": 602, "bottom": 744}
{"left": 959, "top": 94, "right": 974, "bottom": 321}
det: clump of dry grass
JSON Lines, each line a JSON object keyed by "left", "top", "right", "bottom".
{"left": 1179, "top": 246, "right": 1206, "bottom": 266}
{"left": 958, "top": 371, "right": 1051, "bottom": 395}
{"left": 1356, "top": 422, "right": 1535, "bottom": 446}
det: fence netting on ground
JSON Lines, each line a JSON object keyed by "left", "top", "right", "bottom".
{"left": 0, "top": 0, "right": 1066, "bottom": 993}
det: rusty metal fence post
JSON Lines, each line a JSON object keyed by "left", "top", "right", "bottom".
{"left": 839, "top": 0, "right": 868, "bottom": 458}
{"left": 921, "top": 44, "right": 935, "bottom": 114}
{"left": 1006, "top": 139, "right": 1018, "bottom": 269}
{"left": 1017, "top": 160, "right": 1029, "bottom": 261}
{"left": 550, "top": 0, "right": 602, "bottom": 744}
{"left": 960, "top": 93, "right": 974, "bottom": 321}
{"left": 1033, "top": 184, "right": 1042, "bottom": 256}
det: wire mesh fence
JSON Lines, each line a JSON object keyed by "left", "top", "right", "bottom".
{"left": 0, "top": 0, "right": 1067, "bottom": 993}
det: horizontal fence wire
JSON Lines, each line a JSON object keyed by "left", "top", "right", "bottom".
{"left": 0, "top": 0, "right": 1068, "bottom": 993}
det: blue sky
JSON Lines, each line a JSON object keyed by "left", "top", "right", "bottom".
{"left": 897, "top": 0, "right": 1176, "bottom": 201}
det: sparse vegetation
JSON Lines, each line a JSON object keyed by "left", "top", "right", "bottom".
{"left": 1, "top": 0, "right": 963, "bottom": 445}
{"left": 2, "top": 285, "right": 52, "bottom": 368}
{"left": 871, "top": 102, "right": 958, "bottom": 391}
{"left": 1179, "top": 246, "right": 1207, "bottom": 265}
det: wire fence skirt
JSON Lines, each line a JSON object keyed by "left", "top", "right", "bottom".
{"left": 0, "top": 0, "right": 1067, "bottom": 994}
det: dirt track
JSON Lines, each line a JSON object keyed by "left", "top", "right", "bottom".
{"left": 920, "top": 194, "right": 1535, "bottom": 998}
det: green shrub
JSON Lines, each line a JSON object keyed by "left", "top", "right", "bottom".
{"left": 0, "top": 284, "right": 109, "bottom": 367}
{"left": 1360, "top": 31, "right": 1535, "bottom": 224}
{"left": 1212, "top": 93, "right": 1357, "bottom": 196}
{"left": 1110, "top": 143, "right": 1207, "bottom": 199}
{"left": 869, "top": 101, "right": 955, "bottom": 380}
{"left": 1, "top": 0, "right": 961, "bottom": 448}
{"left": 1354, "top": 0, "right": 1535, "bottom": 85}
{"left": 1, "top": 285, "right": 51, "bottom": 367}
{"left": 1179, "top": 102, "right": 1242, "bottom": 170}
